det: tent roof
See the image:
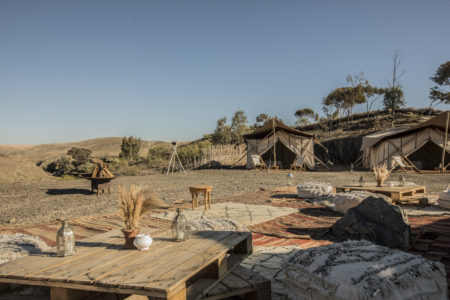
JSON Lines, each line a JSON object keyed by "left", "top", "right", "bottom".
{"left": 243, "top": 118, "right": 315, "bottom": 140}
{"left": 360, "top": 111, "right": 450, "bottom": 151}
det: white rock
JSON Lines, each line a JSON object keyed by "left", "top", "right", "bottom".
{"left": 334, "top": 191, "right": 392, "bottom": 214}
{"left": 297, "top": 182, "right": 333, "bottom": 199}
{"left": 283, "top": 240, "right": 448, "bottom": 300}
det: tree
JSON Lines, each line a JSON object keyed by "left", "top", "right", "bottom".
{"left": 67, "top": 147, "right": 91, "bottom": 166}
{"left": 119, "top": 136, "right": 142, "bottom": 161}
{"left": 255, "top": 113, "right": 270, "bottom": 127}
{"left": 211, "top": 117, "right": 232, "bottom": 144}
{"left": 230, "top": 110, "right": 248, "bottom": 144}
{"left": 429, "top": 61, "right": 450, "bottom": 108}
{"left": 295, "top": 108, "right": 318, "bottom": 126}
{"left": 383, "top": 51, "right": 406, "bottom": 124}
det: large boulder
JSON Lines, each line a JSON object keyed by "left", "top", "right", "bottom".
{"left": 334, "top": 191, "right": 392, "bottom": 214}
{"left": 327, "top": 196, "right": 411, "bottom": 249}
{"left": 297, "top": 182, "right": 333, "bottom": 199}
{"left": 283, "top": 240, "right": 447, "bottom": 300}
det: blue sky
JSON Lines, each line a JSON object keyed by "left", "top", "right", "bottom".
{"left": 1, "top": 0, "right": 449, "bottom": 144}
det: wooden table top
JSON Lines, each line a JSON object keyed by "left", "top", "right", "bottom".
{"left": 335, "top": 184, "right": 425, "bottom": 192}
{"left": 0, "top": 228, "right": 251, "bottom": 299}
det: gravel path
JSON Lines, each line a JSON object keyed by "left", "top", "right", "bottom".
{"left": 1, "top": 170, "right": 449, "bottom": 226}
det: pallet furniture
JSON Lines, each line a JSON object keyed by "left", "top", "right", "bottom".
{"left": 0, "top": 228, "right": 252, "bottom": 300}
{"left": 201, "top": 265, "right": 271, "bottom": 300}
{"left": 190, "top": 186, "right": 213, "bottom": 210}
{"left": 335, "top": 185, "right": 427, "bottom": 205}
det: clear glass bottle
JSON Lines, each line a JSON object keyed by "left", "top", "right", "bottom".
{"left": 399, "top": 175, "right": 405, "bottom": 187}
{"left": 56, "top": 219, "right": 75, "bottom": 256}
{"left": 172, "top": 208, "right": 187, "bottom": 241}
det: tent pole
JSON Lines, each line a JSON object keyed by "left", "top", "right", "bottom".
{"left": 272, "top": 118, "right": 276, "bottom": 169}
{"left": 441, "top": 111, "right": 449, "bottom": 174}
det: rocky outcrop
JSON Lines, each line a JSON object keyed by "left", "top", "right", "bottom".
{"left": 283, "top": 240, "right": 448, "bottom": 300}
{"left": 297, "top": 182, "right": 333, "bottom": 199}
{"left": 327, "top": 197, "right": 411, "bottom": 249}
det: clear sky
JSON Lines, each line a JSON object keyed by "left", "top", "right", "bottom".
{"left": 1, "top": 0, "right": 449, "bottom": 144}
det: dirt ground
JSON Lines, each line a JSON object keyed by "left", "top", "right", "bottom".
{"left": 0, "top": 169, "right": 449, "bottom": 226}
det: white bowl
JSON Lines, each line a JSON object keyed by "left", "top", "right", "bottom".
{"left": 133, "top": 234, "right": 153, "bottom": 251}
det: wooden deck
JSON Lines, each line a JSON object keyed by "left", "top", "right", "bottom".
{"left": 335, "top": 185, "right": 427, "bottom": 204}
{"left": 0, "top": 228, "right": 252, "bottom": 300}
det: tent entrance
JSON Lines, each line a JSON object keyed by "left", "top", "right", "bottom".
{"left": 407, "top": 140, "right": 450, "bottom": 170}
{"left": 261, "top": 141, "right": 296, "bottom": 168}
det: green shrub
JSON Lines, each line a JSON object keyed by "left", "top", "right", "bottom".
{"left": 147, "top": 144, "right": 171, "bottom": 168}
{"left": 67, "top": 147, "right": 91, "bottom": 166}
{"left": 178, "top": 140, "right": 211, "bottom": 165}
{"left": 119, "top": 136, "right": 142, "bottom": 161}
{"left": 45, "top": 156, "right": 74, "bottom": 176}
{"left": 121, "top": 165, "right": 140, "bottom": 176}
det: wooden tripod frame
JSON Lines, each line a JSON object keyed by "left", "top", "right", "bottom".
{"left": 166, "top": 142, "right": 186, "bottom": 175}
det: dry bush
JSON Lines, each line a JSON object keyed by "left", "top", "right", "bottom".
{"left": 140, "top": 189, "right": 168, "bottom": 215}
{"left": 373, "top": 164, "right": 390, "bottom": 186}
{"left": 118, "top": 185, "right": 144, "bottom": 230}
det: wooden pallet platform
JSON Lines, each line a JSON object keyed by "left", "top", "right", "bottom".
{"left": 0, "top": 228, "right": 252, "bottom": 300}
{"left": 200, "top": 265, "right": 271, "bottom": 300}
{"left": 335, "top": 185, "right": 427, "bottom": 205}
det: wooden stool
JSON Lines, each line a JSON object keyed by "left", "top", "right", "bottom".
{"left": 189, "top": 185, "right": 212, "bottom": 210}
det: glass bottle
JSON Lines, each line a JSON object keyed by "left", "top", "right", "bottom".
{"left": 359, "top": 176, "right": 364, "bottom": 187}
{"left": 172, "top": 208, "right": 187, "bottom": 241}
{"left": 56, "top": 219, "right": 75, "bottom": 256}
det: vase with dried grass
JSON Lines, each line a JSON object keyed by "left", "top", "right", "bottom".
{"left": 118, "top": 185, "right": 144, "bottom": 249}
{"left": 373, "top": 164, "right": 390, "bottom": 187}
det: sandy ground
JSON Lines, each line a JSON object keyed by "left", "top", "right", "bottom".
{"left": 1, "top": 169, "right": 449, "bottom": 226}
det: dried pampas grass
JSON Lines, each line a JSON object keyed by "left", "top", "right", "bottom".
{"left": 118, "top": 184, "right": 144, "bottom": 230}
{"left": 140, "top": 189, "right": 167, "bottom": 216}
{"left": 373, "top": 164, "right": 390, "bottom": 187}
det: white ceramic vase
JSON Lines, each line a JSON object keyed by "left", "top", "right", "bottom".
{"left": 133, "top": 234, "right": 152, "bottom": 251}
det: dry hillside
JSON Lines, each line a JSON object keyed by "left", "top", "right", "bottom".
{"left": 0, "top": 137, "right": 158, "bottom": 183}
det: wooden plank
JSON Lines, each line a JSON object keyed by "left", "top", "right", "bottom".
{"left": 0, "top": 237, "right": 123, "bottom": 278}
{"left": 0, "top": 283, "right": 10, "bottom": 292}
{"left": 2, "top": 228, "right": 161, "bottom": 280}
{"left": 50, "top": 287, "right": 90, "bottom": 300}
{"left": 108, "top": 231, "right": 233, "bottom": 290}
{"left": 0, "top": 277, "right": 163, "bottom": 297}
{"left": 29, "top": 228, "right": 169, "bottom": 281}
{"left": 154, "top": 232, "right": 251, "bottom": 296}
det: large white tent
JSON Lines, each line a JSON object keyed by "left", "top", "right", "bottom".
{"left": 361, "top": 111, "right": 450, "bottom": 170}
{"left": 244, "top": 118, "right": 321, "bottom": 169}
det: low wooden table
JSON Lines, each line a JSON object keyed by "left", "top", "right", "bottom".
{"left": 190, "top": 186, "right": 212, "bottom": 210}
{"left": 335, "top": 184, "right": 427, "bottom": 205}
{"left": 0, "top": 228, "right": 252, "bottom": 300}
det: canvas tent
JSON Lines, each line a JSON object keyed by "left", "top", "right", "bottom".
{"left": 361, "top": 111, "right": 450, "bottom": 171}
{"left": 244, "top": 118, "right": 321, "bottom": 169}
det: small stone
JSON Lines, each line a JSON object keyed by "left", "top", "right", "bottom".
{"left": 9, "top": 217, "right": 16, "bottom": 224}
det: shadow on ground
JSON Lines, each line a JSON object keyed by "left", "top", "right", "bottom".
{"left": 46, "top": 188, "right": 92, "bottom": 195}
{"left": 271, "top": 193, "right": 298, "bottom": 199}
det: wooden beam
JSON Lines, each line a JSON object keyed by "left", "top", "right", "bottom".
{"left": 442, "top": 111, "right": 449, "bottom": 174}
{"left": 50, "top": 287, "right": 90, "bottom": 300}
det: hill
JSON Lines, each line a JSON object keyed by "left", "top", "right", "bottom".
{"left": 0, "top": 137, "right": 159, "bottom": 183}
